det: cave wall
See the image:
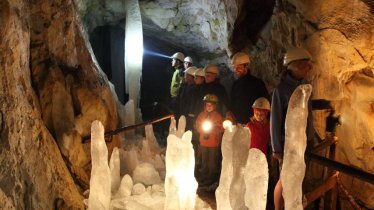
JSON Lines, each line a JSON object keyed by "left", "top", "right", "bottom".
{"left": 248, "top": 0, "right": 374, "bottom": 207}
{"left": 1, "top": 0, "right": 124, "bottom": 208}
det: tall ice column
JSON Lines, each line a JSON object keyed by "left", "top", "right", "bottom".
{"left": 281, "top": 84, "right": 312, "bottom": 210}
{"left": 124, "top": 0, "right": 143, "bottom": 109}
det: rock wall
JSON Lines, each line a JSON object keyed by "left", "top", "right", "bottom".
{"left": 1, "top": 0, "right": 121, "bottom": 208}
{"left": 249, "top": 0, "right": 374, "bottom": 207}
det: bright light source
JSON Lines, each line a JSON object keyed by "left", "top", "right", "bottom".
{"left": 223, "top": 120, "right": 232, "bottom": 129}
{"left": 202, "top": 121, "right": 213, "bottom": 132}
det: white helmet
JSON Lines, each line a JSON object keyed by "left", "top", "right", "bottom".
{"left": 204, "top": 64, "right": 219, "bottom": 75}
{"left": 194, "top": 68, "right": 205, "bottom": 77}
{"left": 171, "top": 52, "right": 185, "bottom": 62}
{"left": 184, "top": 66, "right": 197, "bottom": 76}
{"left": 252, "top": 97, "right": 270, "bottom": 110}
{"left": 184, "top": 56, "right": 193, "bottom": 64}
{"left": 231, "top": 52, "right": 250, "bottom": 65}
{"left": 283, "top": 47, "right": 312, "bottom": 66}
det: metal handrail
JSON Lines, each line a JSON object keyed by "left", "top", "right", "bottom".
{"left": 307, "top": 153, "right": 374, "bottom": 185}
{"left": 81, "top": 114, "right": 174, "bottom": 144}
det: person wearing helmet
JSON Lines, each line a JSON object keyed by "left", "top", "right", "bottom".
{"left": 195, "top": 94, "right": 224, "bottom": 186}
{"left": 170, "top": 52, "right": 185, "bottom": 110}
{"left": 227, "top": 52, "right": 269, "bottom": 124}
{"left": 270, "top": 47, "right": 314, "bottom": 210}
{"left": 202, "top": 64, "right": 229, "bottom": 116}
{"left": 174, "top": 66, "right": 197, "bottom": 123}
{"left": 245, "top": 97, "right": 271, "bottom": 154}
{"left": 184, "top": 56, "right": 193, "bottom": 70}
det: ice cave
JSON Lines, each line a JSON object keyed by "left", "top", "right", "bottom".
{"left": 1, "top": 0, "right": 374, "bottom": 209}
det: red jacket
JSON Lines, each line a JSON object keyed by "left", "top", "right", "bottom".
{"left": 195, "top": 110, "right": 224, "bottom": 147}
{"left": 246, "top": 118, "right": 270, "bottom": 154}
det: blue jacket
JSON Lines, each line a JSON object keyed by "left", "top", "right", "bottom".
{"left": 270, "top": 72, "right": 314, "bottom": 153}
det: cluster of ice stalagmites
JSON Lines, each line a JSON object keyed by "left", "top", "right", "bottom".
{"left": 164, "top": 116, "right": 198, "bottom": 210}
{"left": 281, "top": 84, "right": 312, "bottom": 210}
{"left": 216, "top": 125, "right": 268, "bottom": 210}
{"left": 86, "top": 117, "right": 210, "bottom": 210}
{"left": 86, "top": 120, "right": 165, "bottom": 210}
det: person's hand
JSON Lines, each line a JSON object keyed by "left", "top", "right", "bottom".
{"left": 272, "top": 152, "right": 283, "bottom": 160}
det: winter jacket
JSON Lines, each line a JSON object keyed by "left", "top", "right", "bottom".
{"left": 246, "top": 117, "right": 270, "bottom": 154}
{"left": 230, "top": 73, "right": 269, "bottom": 124}
{"left": 270, "top": 72, "right": 314, "bottom": 153}
{"left": 195, "top": 110, "right": 224, "bottom": 147}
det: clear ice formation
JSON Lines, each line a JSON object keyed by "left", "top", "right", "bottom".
{"left": 110, "top": 147, "right": 121, "bottom": 194}
{"left": 281, "top": 84, "right": 312, "bottom": 210}
{"left": 216, "top": 125, "right": 236, "bottom": 210}
{"left": 216, "top": 125, "right": 251, "bottom": 210}
{"left": 124, "top": 99, "right": 136, "bottom": 139}
{"left": 124, "top": 0, "right": 143, "bottom": 108}
{"left": 164, "top": 117, "right": 197, "bottom": 210}
{"left": 244, "top": 148, "right": 268, "bottom": 210}
{"left": 88, "top": 120, "right": 111, "bottom": 210}
{"left": 132, "top": 162, "right": 162, "bottom": 186}
{"left": 229, "top": 125, "right": 250, "bottom": 210}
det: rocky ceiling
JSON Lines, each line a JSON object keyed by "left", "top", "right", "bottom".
{"left": 74, "top": 0, "right": 275, "bottom": 63}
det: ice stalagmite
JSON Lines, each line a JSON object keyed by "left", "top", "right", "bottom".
{"left": 88, "top": 120, "right": 111, "bottom": 210}
{"left": 229, "top": 125, "right": 250, "bottom": 210}
{"left": 164, "top": 130, "right": 197, "bottom": 210}
{"left": 244, "top": 148, "right": 268, "bottom": 210}
{"left": 110, "top": 147, "right": 121, "bottom": 194}
{"left": 281, "top": 84, "right": 312, "bottom": 210}
{"left": 215, "top": 125, "right": 236, "bottom": 210}
{"left": 177, "top": 116, "right": 187, "bottom": 138}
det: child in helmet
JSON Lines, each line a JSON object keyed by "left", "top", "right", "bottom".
{"left": 195, "top": 94, "right": 224, "bottom": 186}
{"left": 245, "top": 97, "right": 271, "bottom": 154}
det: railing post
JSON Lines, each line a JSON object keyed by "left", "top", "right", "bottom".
{"left": 324, "top": 134, "right": 338, "bottom": 210}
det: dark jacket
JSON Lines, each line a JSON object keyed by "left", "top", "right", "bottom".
{"left": 188, "top": 84, "right": 206, "bottom": 118}
{"left": 270, "top": 72, "right": 314, "bottom": 153}
{"left": 230, "top": 73, "right": 268, "bottom": 124}
{"left": 175, "top": 82, "right": 194, "bottom": 119}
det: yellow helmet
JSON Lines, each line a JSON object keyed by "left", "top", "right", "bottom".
{"left": 203, "top": 94, "right": 219, "bottom": 103}
{"left": 252, "top": 97, "right": 270, "bottom": 110}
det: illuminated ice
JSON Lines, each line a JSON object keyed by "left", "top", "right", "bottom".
{"left": 244, "top": 148, "right": 268, "bottom": 210}
{"left": 124, "top": 0, "right": 143, "bottom": 108}
{"left": 215, "top": 125, "right": 236, "bottom": 210}
{"left": 164, "top": 130, "right": 197, "bottom": 210}
{"left": 88, "top": 120, "right": 111, "bottom": 210}
{"left": 124, "top": 100, "right": 136, "bottom": 139}
{"left": 133, "top": 162, "right": 162, "bottom": 186}
{"left": 120, "top": 149, "right": 139, "bottom": 176}
{"left": 110, "top": 147, "right": 121, "bottom": 194}
{"left": 113, "top": 174, "right": 133, "bottom": 199}
{"left": 229, "top": 125, "right": 250, "bottom": 210}
{"left": 281, "top": 84, "right": 312, "bottom": 210}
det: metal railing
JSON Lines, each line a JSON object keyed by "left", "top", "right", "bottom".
{"left": 81, "top": 114, "right": 174, "bottom": 144}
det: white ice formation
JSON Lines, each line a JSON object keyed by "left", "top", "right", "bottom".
{"left": 244, "top": 148, "right": 268, "bottom": 210}
{"left": 229, "top": 125, "right": 250, "bottom": 210}
{"left": 281, "top": 84, "right": 312, "bottom": 210}
{"left": 216, "top": 124, "right": 253, "bottom": 210}
{"left": 164, "top": 116, "right": 198, "bottom": 210}
{"left": 88, "top": 120, "right": 111, "bottom": 210}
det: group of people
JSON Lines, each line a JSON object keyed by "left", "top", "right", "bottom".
{"left": 167, "top": 47, "right": 314, "bottom": 210}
